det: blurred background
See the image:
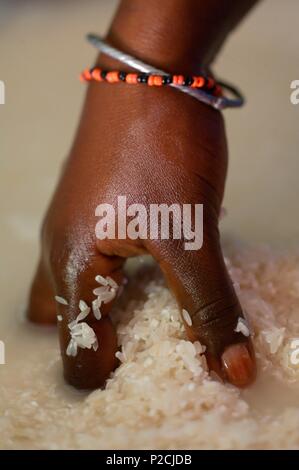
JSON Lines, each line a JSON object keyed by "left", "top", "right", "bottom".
{"left": 0, "top": 0, "right": 299, "bottom": 312}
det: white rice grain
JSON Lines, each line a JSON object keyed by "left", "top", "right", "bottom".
{"left": 76, "top": 307, "right": 91, "bottom": 323}
{"left": 66, "top": 339, "right": 77, "bottom": 357}
{"left": 100, "top": 289, "right": 117, "bottom": 304}
{"left": 115, "top": 351, "right": 125, "bottom": 362}
{"left": 57, "top": 315, "right": 63, "bottom": 322}
{"left": 69, "top": 322, "right": 98, "bottom": 350}
{"left": 234, "top": 317, "right": 250, "bottom": 337}
{"left": 95, "top": 274, "right": 108, "bottom": 286}
{"left": 79, "top": 300, "right": 89, "bottom": 312}
{"left": 54, "top": 296, "right": 68, "bottom": 306}
{"left": 106, "top": 276, "right": 118, "bottom": 289}
{"left": 92, "top": 298, "right": 102, "bottom": 320}
{"left": 93, "top": 286, "right": 109, "bottom": 296}
{"left": 93, "top": 337, "right": 99, "bottom": 352}
{"left": 182, "top": 309, "right": 192, "bottom": 327}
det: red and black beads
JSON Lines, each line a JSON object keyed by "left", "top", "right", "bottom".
{"left": 80, "top": 67, "right": 222, "bottom": 96}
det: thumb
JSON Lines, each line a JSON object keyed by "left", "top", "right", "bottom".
{"left": 147, "top": 222, "right": 256, "bottom": 388}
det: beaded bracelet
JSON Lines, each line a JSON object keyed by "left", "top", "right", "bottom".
{"left": 80, "top": 67, "right": 222, "bottom": 97}
{"left": 85, "top": 34, "right": 245, "bottom": 110}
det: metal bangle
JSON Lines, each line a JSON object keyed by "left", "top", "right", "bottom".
{"left": 86, "top": 33, "right": 245, "bottom": 111}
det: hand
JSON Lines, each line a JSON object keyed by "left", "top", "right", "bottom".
{"left": 27, "top": 78, "right": 256, "bottom": 389}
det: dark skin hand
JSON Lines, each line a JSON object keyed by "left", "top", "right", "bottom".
{"left": 27, "top": 0, "right": 259, "bottom": 389}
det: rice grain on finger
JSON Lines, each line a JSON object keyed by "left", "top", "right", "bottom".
{"left": 234, "top": 317, "right": 250, "bottom": 337}
{"left": 182, "top": 309, "right": 192, "bottom": 327}
{"left": 106, "top": 276, "right": 118, "bottom": 289}
{"left": 92, "top": 298, "right": 102, "bottom": 320}
{"left": 55, "top": 296, "right": 68, "bottom": 305}
{"left": 95, "top": 275, "right": 108, "bottom": 286}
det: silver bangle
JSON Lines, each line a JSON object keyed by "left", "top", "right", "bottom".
{"left": 86, "top": 34, "right": 245, "bottom": 111}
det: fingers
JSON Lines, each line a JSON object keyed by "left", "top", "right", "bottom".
{"left": 147, "top": 232, "right": 256, "bottom": 388}
{"left": 27, "top": 259, "right": 56, "bottom": 324}
{"left": 28, "top": 243, "right": 124, "bottom": 389}
{"left": 60, "top": 316, "right": 118, "bottom": 390}
{"left": 28, "top": 221, "right": 255, "bottom": 389}
{"left": 50, "top": 250, "right": 124, "bottom": 390}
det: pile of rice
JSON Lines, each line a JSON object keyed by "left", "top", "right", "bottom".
{"left": 1, "top": 243, "right": 299, "bottom": 449}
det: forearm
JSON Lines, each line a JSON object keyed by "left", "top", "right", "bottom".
{"left": 106, "top": 0, "right": 260, "bottom": 73}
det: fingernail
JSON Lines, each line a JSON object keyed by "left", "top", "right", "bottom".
{"left": 221, "top": 342, "right": 256, "bottom": 387}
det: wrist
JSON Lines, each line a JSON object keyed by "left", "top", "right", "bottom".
{"left": 104, "top": 0, "right": 259, "bottom": 75}
{"left": 105, "top": 0, "right": 218, "bottom": 75}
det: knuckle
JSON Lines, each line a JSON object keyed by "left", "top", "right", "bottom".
{"left": 41, "top": 214, "right": 96, "bottom": 280}
{"left": 193, "top": 297, "right": 239, "bottom": 330}
{"left": 191, "top": 297, "right": 242, "bottom": 353}
{"left": 47, "top": 232, "right": 92, "bottom": 284}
